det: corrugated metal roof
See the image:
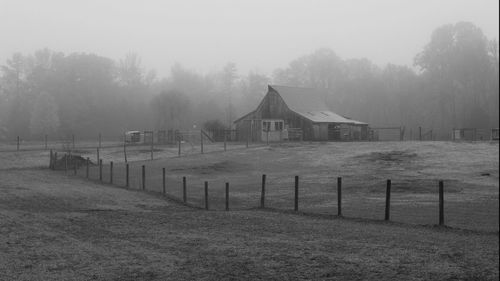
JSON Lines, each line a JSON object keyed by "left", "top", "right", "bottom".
{"left": 270, "top": 85, "right": 367, "bottom": 125}
{"left": 295, "top": 111, "right": 367, "bottom": 124}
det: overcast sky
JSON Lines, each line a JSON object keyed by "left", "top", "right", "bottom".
{"left": 1, "top": 0, "right": 498, "bottom": 77}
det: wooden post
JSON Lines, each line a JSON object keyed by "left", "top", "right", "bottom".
{"left": 16, "top": 136, "right": 19, "bottom": 151}
{"left": 162, "top": 168, "right": 166, "bottom": 195}
{"left": 439, "top": 180, "right": 444, "bottom": 226}
{"left": 150, "top": 131, "right": 154, "bottom": 160}
{"left": 419, "top": 126, "right": 422, "bottom": 141}
{"left": 86, "top": 157, "right": 89, "bottom": 178}
{"left": 99, "top": 159, "right": 103, "bottom": 181}
{"left": 204, "top": 181, "right": 209, "bottom": 210}
{"left": 72, "top": 134, "right": 75, "bottom": 149}
{"left": 337, "top": 177, "right": 342, "bottom": 216}
{"left": 98, "top": 133, "right": 102, "bottom": 149}
{"left": 224, "top": 131, "right": 227, "bottom": 152}
{"left": 49, "top": 149, "right": 53, "bottom": 169}
{"left": 141, "top": 165, "right": 145, "bottom": 190}
{"left": 260, "top": 174, "right": 266, "bottom": 208}
{"left": 178, "top": 138, "right": 181, "bottom": 156}
{"left": 45, "top": 135, "right": 48, "bottom": 150}
{"left": 96, "top": 148, "right": 100, "bottom": 164}
{"left": 246, "top": 123, "right": 250, "bottom": 148}
{"left": 200, "top": 130, "right": 204, "bottom": 154}
{"left": 294, "top": 175, "right": 299, "bottom": 212}
{"left": 125, "top": 163, "right": 129, "bottom": 188}
{"left": 123, "top": 133, "right": 128, "bottom": 163}
{"left": 225, "top": 182, "right": 229, "bottom": 211}
{"left": 64, "top": 154, "right": 68, "bottom": 172}
{"left": 110, "top": 161, "right": 113, "bottom": 184}
{"left": 385, "top": 179, "right": 391, "bottom": 221}
{"left": 182, "top": 176, "right": 187, "bottom": 203}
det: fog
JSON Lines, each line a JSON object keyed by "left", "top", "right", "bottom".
{"left": 1, "top": 0, "right": 498, "bottom": 75}
{"left": 0, "top": 0, "right": 498, "bottom": 140}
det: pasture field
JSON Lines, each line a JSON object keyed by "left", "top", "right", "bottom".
{"left": 70, "top": 141, "right": 500, "bottom": 232}
{"left": 0, "top": 141, "right": 498, "bottom": 280}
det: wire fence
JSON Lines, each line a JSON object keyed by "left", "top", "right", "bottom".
{"left": 49, "top": 151, "right": 499, "bottom": 233}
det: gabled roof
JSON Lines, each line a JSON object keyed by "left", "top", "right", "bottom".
{"left": 233, "top": 85, "right": 368, "bottom": 125}
{"left": 269, "top": 85, "right": 330, "bottom": 113}
{"left": 269, "top": 85, "right": 367, "bottom": 125}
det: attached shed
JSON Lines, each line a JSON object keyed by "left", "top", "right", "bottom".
{"left": 234, "top": 85, "right": 369, "bottom": 142}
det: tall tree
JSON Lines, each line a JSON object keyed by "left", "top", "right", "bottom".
{"left": 29, "top": 91, "right": 60, "bottom": 137}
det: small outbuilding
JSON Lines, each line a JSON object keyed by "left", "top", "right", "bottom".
{"left": 234, "top": 85, "right": 369, "bottom": 142}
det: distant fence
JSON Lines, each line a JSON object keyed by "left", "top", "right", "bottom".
{"left": 48, "top": 151, "right": 499, "bottom": 233}
{"left": 3, "top": 126, "right": 499, "bottom": 152}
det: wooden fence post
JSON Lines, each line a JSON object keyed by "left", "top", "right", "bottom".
{"left": 110, "top": 161, "right": 113, "bottom": 184}
{"left": 64, "top": 154, "right": 68, "bottom": 172}
{"left": 204, "top": 181, "right": 209, "bottom": 210}
{"left": 260, "top": 174, "right": 266, "bottom": 208}
{"left": 178, "top": 138, "right": 181, "bottom": 156}
{"left": 142, "top": 165, "right": 145, "bottom": 190}
{"left": 125, "top": 163, "right": 129, "bottom": 188}
{"left": 150, "top": 131, "right": 154, "bottom": 160}
{"left": 337, "top": 177, "right": 342, "bottom": 216}
{"left": 200, "top": 130, "right": 204, "bottom": 154}
{"left": 86, "top": 157, "right": 89, "bottom": 178}
{"left": 162, "top": 168, "right": 166, "bottom": 195}
{"left": 17, "top": 136, "right": 20, "bottom": 151}
{"left": 419, "top": 126, "right": 422, "bottom": 141}
{"left": 49, "top": 149, "right": 53, "bottom": 169}
{"left": 294, "top": 175, "right": 299, "bottom": 211}
{"left": 96, "top": 148, "right": 100, "bottom": 164}
{"left": 224, "top": 132, "right": 227, "bottom": 152}
{"left": 439, "top": 180, "right": 444, "bottom": 226}
{"left": 385, "top": 179, "right": 391, "bottom": 221}
{"left": 225, "top": 182, "right": 229, "bottom": 211}
{"left": 123, "top": 134, "right": 128, "bottom": 163}
{"left": 99, "top": 159, "right": 103, "bottom": 181}
{"left": 182, "top": 176, "right": 187, "bottom": 203}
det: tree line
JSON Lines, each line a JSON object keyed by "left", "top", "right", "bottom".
{"left": 0, "top": 21, "right": 498, "bottom": 140}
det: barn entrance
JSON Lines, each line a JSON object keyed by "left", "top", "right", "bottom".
{"left": 328, "top": 124, "right": 341, "bottom": 141}
{"left": 261, "top": 119, "right": 286, "bottom": 142}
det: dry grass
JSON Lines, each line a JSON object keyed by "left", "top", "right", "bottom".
{"left": 1, "top": 142, "right": 498, "bottom": 280}
{"left": 70, "top": 141, "right": 499, "bottom": 232}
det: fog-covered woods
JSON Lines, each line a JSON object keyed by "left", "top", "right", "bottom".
{"left": 0, "top": 22, "right": 498, "bottom": 140}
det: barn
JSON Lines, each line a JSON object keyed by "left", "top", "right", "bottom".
{"left": 234, "top": 85, "right": 369, "bottom": 142}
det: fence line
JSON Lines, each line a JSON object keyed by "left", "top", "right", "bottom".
{"left": 47, "top": 153, "right": 499, "bottom": 233}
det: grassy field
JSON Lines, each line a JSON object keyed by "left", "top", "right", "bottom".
{"left": 66, "top": 141, "right": 500, "bottom": 232}
{"left": 1, "top": 141, "right": 498, "bottom": 280}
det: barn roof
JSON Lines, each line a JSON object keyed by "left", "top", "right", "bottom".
{"left": 269, "top": 85, "right": 367, "bottom": 125}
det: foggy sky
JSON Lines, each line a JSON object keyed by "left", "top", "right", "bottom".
{"left": 1, "top": 0, "right": 498, "bottom": 77}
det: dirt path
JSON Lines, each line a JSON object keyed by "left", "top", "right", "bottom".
{"left": 0, "top": 150, "right": 499, "bottom": 280}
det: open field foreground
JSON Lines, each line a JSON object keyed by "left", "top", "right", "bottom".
{"left": 1, "top": 142, "right": 499, "bottom": 280}
{"left": 70, "top": 141, "right": 500, "bottom": 232}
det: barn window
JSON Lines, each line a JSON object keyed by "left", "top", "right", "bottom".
{"left": 274, "top": 121, "right": 283, "bottom": 131}
{"left": 262, "top": 121, "right": 271, "bottom": 131}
